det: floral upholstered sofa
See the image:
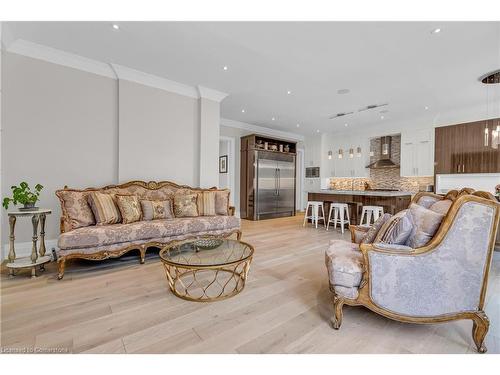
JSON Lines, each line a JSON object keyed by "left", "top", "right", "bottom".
{"left": 55, "top": 180, "right": 241, "bottom": 279}
{"left": 325, "top": 188, "right": 500, "bottom": 353}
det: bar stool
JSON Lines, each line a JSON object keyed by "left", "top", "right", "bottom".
{"left": 359, "top": 206, "right": 384, "bottom": 226}
{"left": 327, "top": 203, "right": 350, "bottom": 234}
{"left": 303, "top": 201, "right": 326, "bottom": 228}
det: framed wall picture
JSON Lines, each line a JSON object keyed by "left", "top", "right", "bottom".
{"left": 219, "top": 155, "right": 228, "bottom": 173}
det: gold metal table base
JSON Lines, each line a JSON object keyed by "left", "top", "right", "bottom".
{"left": 162, "top": 259, "right": 251, "bottom": 302}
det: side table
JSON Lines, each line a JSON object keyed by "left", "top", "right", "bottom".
{"left": 6, "top": 209, "right": 52, "bottom": 278}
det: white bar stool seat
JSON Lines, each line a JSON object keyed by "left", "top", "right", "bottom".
{"left": 303, "top": 201, "right": 326, "bottom": 228}
{"left": 327, "top": 203, "right": 351, "bottom": 234}
{"left": 359, "top": 205, "right": 384, "bottom": 227}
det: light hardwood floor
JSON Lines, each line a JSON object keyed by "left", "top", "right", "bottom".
{"left": 1, "top": 214, "right": 499, "bottom": 354}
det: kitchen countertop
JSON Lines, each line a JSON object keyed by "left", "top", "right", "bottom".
{"left": 309, "top": 189, "right": 413, "bottom": 197}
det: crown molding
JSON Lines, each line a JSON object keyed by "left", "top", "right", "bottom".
{"left": 6, "top": 39, "right": 226, "bottom": 100}
{"left": 7, "top": 39, "right": 116, "bottom": 79}
{"left": 112, "top": 63, "right": 199, "bottom": 99}
{"left": 221, "top": 118, "right": 304, "bottom": 142}
{"left": 197, "top": 85, "right": 228, "bottom": 103}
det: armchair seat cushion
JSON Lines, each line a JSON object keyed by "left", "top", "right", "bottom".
{"left": 58, "top": 215, "right": 240, "bottom": 250}
{"left": 325, "top": 240, "right": 364, "bottom": 299}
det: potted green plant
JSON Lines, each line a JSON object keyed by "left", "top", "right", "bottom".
{"left": 2, "top": 182, "right": 44, "bottom": 211}
{"left": 496, "top": 184, "right": 500, "bottom": 201}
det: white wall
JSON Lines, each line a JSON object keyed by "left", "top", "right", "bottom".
{"left": 1, "top": 51, "right": 224, "bottom": 258}
{"left": 2, "top": 52, "right": 118, "bottom": 248}
{"left": 118, "top": 79, "right": 200, "bottom": 185}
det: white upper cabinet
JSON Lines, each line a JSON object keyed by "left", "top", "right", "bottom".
{"left": 400, "top": 129, "right": 434, "bottom": 177}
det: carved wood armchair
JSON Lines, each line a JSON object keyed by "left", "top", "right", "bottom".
{"left": 328, "top": 192, "right": 500, "bottom": 353}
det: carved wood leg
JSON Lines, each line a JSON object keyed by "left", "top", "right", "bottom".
{"left": 57, "top": 258, "right": 66, "bottom": 280}
{"left": 8, "top": 215, "right": 16, "bottom": 276}
{"left": 39, "top": 213, "right": 47, "bottom": 271}
{"left": 236, "top": 230, "right": 242, "bottom": 241}
{"left": 31, "top": 215, "right": 40, "bottom": 263}
{"left": 331, "top": 295, "right": 345, "bottom": 330}
{"left": 139, "top": 246, "right": 146, "bottom": 264}
{"left": 472, "top": 311, "right": 489, "bottom": 353}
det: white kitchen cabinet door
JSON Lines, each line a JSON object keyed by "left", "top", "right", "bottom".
{"left": 401, "top": 129, "right": 434, "bottom": 177}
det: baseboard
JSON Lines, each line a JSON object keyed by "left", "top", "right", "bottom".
{"left": 1, "top": 239, "right": 58, "bottom": 262}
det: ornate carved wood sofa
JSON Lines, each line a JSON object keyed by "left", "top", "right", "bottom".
{"left": 55, "top": 180, "right": 241, "bottom": 280}
{"left": 325, "top": 189, "right": 500, "bottom": 353}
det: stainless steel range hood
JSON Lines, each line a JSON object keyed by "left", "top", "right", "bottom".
{"left": 366, "top": 136, "right": 399, "bottom": 169}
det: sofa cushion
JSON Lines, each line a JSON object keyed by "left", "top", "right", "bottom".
{"left": 325, "top": 240, "right": 364, "bottom": 289}
{"left": 215, "top": 190, "right": 230, "bottom": 215}
{"left": 141, "top": 199, "right": 174, "bottom": 220}
{"left": 197, "top": 191, "right": 216, "bottom": 216}
{"left": 58, "top": 216, "right": 241, "bottom": 250}
{"left": 416, "top": 195, "right": 442, "bottom": 209}
{"left": 56, "top": 190, "right": 96, "bottom": 230}
{"left": 380, "top": 209, "right": 413, "bottom": 245}
{"left": 361, "top": 213, "right": 392, "bottom": 244}
{"left": 405, "top": 203, "right": 444, "bottom": 248}
{"left": 173, "top": 193, "right": 199, "bottom": 217}
{"left": 88, "top": 192, "right": 122, "bottom": 225}
{"left": 429, "top": 199, "right": 453, "bottom": 216}
{"left": 116, "top": 195, "right": 142, "bottom": 224}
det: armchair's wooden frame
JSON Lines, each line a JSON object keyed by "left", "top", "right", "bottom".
{"left": 55, "top": 180, "right": 241, "bottom": 280}
{"left": 331, "top": 191, "right": 500, "bottom": 353}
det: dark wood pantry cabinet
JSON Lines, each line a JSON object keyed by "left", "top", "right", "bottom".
{"left": 434, "top": 118, "right": 500, "bottom": 174}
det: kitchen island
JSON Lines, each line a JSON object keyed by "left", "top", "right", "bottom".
{"left": 307, "top": 190, "right": 413, "bottom": 225}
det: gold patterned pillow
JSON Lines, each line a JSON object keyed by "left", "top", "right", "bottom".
{"left": 115, "top": 195, "right": 142, "bottom": 224}
{"left": 214, "top": 190, "right": 230, "bottom": 215}
{"left": 141, "top": 199, "right": 174, "bottom": 220}
{"left": 56, "top": 190, "right": 96, "bottom": 230}
{"left": 197, "top": 191, "right": 216, "bottom": 216}
{"left": 87, "top": 192, "right": 122, "bottom": 225}
{"left": 173, "top": 194, "right": 199, "bottom": 218}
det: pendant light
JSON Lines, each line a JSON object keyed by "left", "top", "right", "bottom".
{"left": 356, "top": 146, "right": 362, "bottom": 157}
{"left": 349, "top": 148, "right": 354, "bottom": 158}
{"left": 338, "top": 149, "right": 343, "bottom": 159}
{"left": 328, "top": 150, "right": 333, "bottom": 160}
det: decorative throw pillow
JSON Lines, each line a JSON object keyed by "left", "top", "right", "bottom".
{"left": 214, "top": 190, "right": 230, "bottom": 215}
{"left": 361, "top": 213, "right": 392, "bottom": 244}
{"left": 380, "top": 209, "right": 413, "bottom": 245}
{"left": 429, "top": 199, "right": 453, "bottom": 216}
{"left": 115, "top": 195, "right": 142, "bottom": 224}
{"left": 141, "top": 199, "right": 174, "bottom": 220}
{"left": 87, "top": 192, "right": 122, "bottom": 225}
{"left": 197, "top": 191, "right": 216, "bottom": 216}
{"left": 56, "top": 190, "right": 95, "bottom": 230}
{"left": 173, "top": 194, "right": 199, "bottom": 217}
{"left": 405, "top": 203, "right": 445, "bottom": 248}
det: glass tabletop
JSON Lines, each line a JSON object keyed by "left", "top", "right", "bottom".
{"left": 159, "top": 238, "right": 254, "bottom": 267}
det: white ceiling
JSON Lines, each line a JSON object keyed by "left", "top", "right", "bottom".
{"left": 4, "top": 21, "right": 500, "bottom": 134}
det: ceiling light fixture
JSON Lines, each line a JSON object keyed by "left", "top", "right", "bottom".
{"left": 112, "top": 24, "right": 120, "bottom": 30}
{"left": 271, "top": 117, "right": 275, "bottom": 121}
{"left": 241, "top": 109, "right": 245, "bottom": 113}
{"left": 316, "top": 129, "right": 320, "bottom": 133}
{"left": 344, "top": 123, "right": 348, "bottom": 127}
{"left": 296, "top": 124, "right": 300, "bottom": 128}
{"left": 431, "top": 28, "right": 441, "bottom": 34}
{"left": 380, "top": 115, "right": 384, "bottom": 120}
{"left": 425, "top": 106, "right": 429, "bottom": 110}
{"left": 287, "top": 90, "right": 292, "bottom": 95}
{"left": 338, "top": 149, "right": 343, "bottom": 159}
{"left": 356, "top": 146, "right": 362, "bottom": 157}
{"left": 223, "top": 66, "right": 228, "bottom": 71}
{"left": 328, "top": 151, "right": 333, "bottom": 160}
{"left": 349, "top": 148, "right": 354, "bottom": 158}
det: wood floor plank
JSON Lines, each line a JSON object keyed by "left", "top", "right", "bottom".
{"left": 1, "top": 213, "right": 499, "bottom": 354}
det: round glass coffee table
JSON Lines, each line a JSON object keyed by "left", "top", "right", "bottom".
{"left": 159, "top": 238, "right": 254, "bottom": 302}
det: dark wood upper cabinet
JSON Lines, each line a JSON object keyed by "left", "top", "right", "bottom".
{"left": 435, "top": 119, "right": 500, "bottom": 174}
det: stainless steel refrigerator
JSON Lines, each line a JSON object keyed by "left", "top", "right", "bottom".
{"left": 255, "top": 151, "right": 296, "bottom": 220}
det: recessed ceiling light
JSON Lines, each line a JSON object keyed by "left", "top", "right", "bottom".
{"left": 287, "top": 90, "right": 292, "bottom": 95}
{"left": 316, "top": 129, "right": 320, "bottom": 133}
{"left": 112, "top": 24, "right": 120, "bottom": 30}
{"left": 431, "top": 28, "right": 441, "bottom": 34}
{"left": 344, "top": 123, "right": 348, "bottom": 127}
{"left": 296, "top": 124, "right": 300, "bottom": 128}
{"left": 337, "top": 89, "right": 350, "bottom": 95}
{"left": 271, "top": 117, "right": 275, "bottom": 121}
{"left": 424, "top": 106, "right": 429, "bottom": 110}
{"left": 380, "top": 115, "right": 384, "bottom": 120}
{"left": 241, "top": 109, "right": 245, "bottom": 113}
{"left": 223, "top": 66, "right": 228, "bottom": 71}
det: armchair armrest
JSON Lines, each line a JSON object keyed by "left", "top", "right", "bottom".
{"left": 349, "top": 224, "right": 370, "bottom": 244}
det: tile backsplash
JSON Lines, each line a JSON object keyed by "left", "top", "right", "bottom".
{"left": 328, "top": 134, "right": 434, "bottom": 193}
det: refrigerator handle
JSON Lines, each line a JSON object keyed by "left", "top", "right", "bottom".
{"left": 275, "top": 168, "right": 278, "bottom": 195}
{"left": 277, "top": 168, "right": 280, "bottom": 195}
